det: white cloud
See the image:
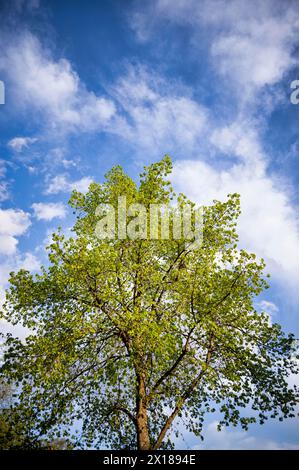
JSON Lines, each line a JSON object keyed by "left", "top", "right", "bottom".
{"left": 45, "top": 174, "right": 93, "bottom": 195}
{"left": 0, "top": 234, "right": 18, "bottom": 255}
{"left": 0, "top": 208, "right": 31, "bottom": 236}
{"left": 208, "top": 1, "right": 299, "bottom": 90}
{"left": 19, "top": 252, "right": 40, "bottom": 271}
{"left": 61, "top": 159, "right": 76, "bottom": 168}
{"left": 194, "top": 420, "right": 299, "bottom": 450}
{"left": 258, "top": 300, "right": 279, "bottom": 317}
{"left": 8, "top": 136, "right": 37, "bottom": 152}
{"left": 0, "top": 182, "right": 9, "bottom": 202}
{"left": 0, "top": 159, "right": 7, "bottom": 178}
{"left": 0, "top": 161, "right": 10, "bottom": 201}
{"left": 210, "top": 120, "right": 265, "bottom": 167}
{"left": 0, "top": 24, "right": 260, "bottom": 160}
{"left": 110, "top": 67, "right": 208, "bottom": 154}
{"left": 0, "top": 161, "right": 11, "bottom": 202}
{"left": 0, "top": 33, "right": 116, "bottom": 133}
{"left": 31, "top": 202, "right": 67, "bottom": 221}
{"left": 0, "top": 209, "right": 31, "bottom": 255}
{"left": 171, "top": 157, "right": 299, "bottom": 290}
{"left": 131, "top": 0, "right": 299, "bottom": 93}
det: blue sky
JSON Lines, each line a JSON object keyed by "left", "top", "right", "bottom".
{"left": 0, "top": 0, "right": 299, "bottom": 449}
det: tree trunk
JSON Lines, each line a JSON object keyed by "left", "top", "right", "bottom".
{"left": 136, "top": 403, "right": 151, "bottom": 450}
{"left": 136, "top": 373, "right": 151, "bottom": 450}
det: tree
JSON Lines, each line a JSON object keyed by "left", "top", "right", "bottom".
{"left": 0, "top": 378, "right": 71, "bottom": 449}
{"left": 0, "top": 379, "right": 25, "bottom": 449}
{"left": 0, "top": 156, "right": 298, "bottom": 450}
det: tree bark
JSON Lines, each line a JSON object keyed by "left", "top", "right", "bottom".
{"left": 136, "top": 373, "right": 151, "bottom": 450}
{"left": 136, "top": 403, "right": 151, "bottom": 450}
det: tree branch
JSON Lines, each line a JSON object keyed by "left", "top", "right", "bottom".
{"left": 112, "top": 404, "right": 137, "bottom": 426}
{"left": 147, "top": 327, "right": 194, "bottom": 403}
{"left": 152, "top": 335, "right": 214, "bottom": 450}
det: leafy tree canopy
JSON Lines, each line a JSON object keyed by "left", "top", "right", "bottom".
{"left": 0, "top": 156, "right": 298, "bottom": 449}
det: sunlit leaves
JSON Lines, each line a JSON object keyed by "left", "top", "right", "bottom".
{"left": 0, "top": 156, "right": 298, "bottom": 449}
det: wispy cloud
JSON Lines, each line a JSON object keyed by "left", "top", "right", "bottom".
{"left": 109, "top": 66, "right": 208, "bottom": 155}
{"left": 131, "top": 0, "right": 299, "bottom": 91}
{"left": 0, "top": 182, "right": 9, "bottom": 202}
{"left": 0, "top": 32, "right": 116, "bottom": 134}
{"left": 45, "top": 174, "right": 93, "bottom": 194}
{"left": 8, "top": 136, "right": 38, "bottom": 152}
{"left": 31, "top": 202, "right": 67, "bottom": 221}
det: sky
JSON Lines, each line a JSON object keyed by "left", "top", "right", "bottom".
{"left": 0, "top": 0, "right": 299, "bottom": 449}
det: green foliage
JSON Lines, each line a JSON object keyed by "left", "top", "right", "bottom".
{"left": 0, "top": 155, "right": 298, "bottom": 449}
{"left": 0, "top": 380, "right": 26, "bottom": 449}
{"left": 0, "top": 379, "right": 72, "bottom": 449}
